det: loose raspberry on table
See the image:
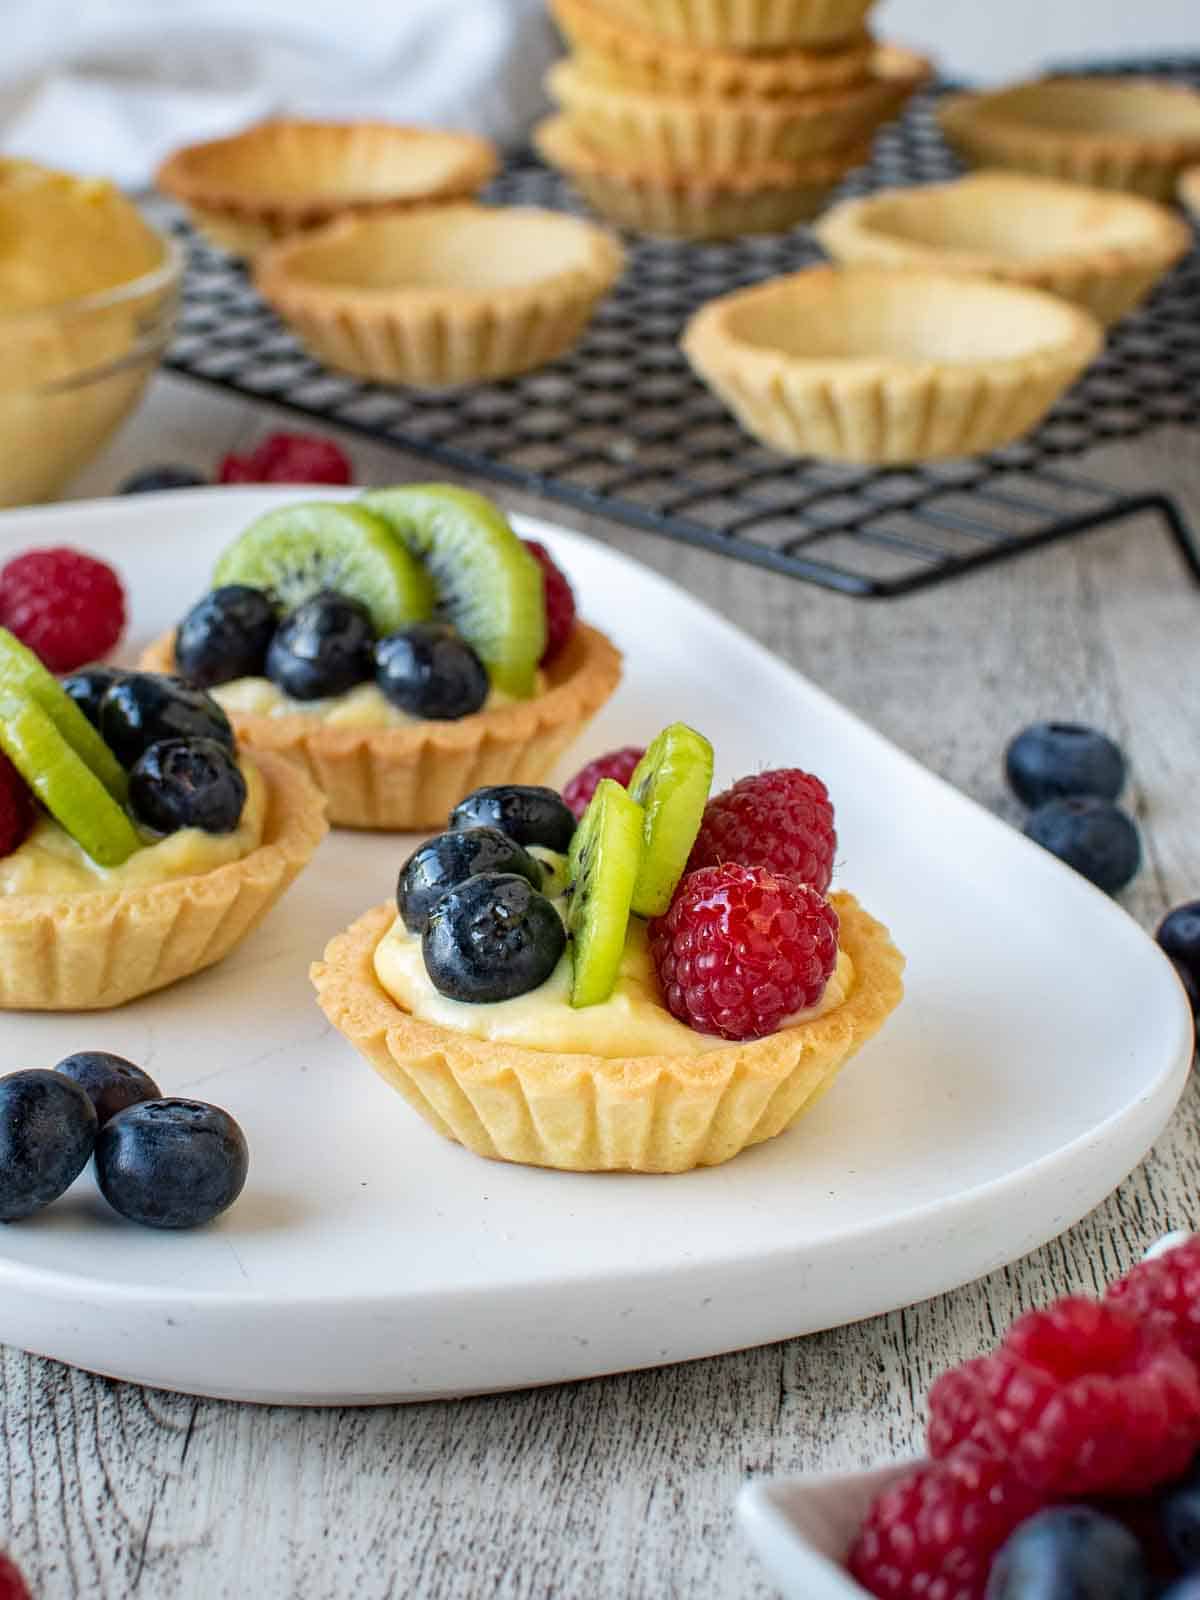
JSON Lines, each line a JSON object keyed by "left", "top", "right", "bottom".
{"left": 926, "top": 1296, "right": 1200, "bottom": 1497}
{"left": 687, "top": 768, "right": 836, "bottom": 893}
{"left": 1107, "top": 1235, "right": 1200, "bottom": 1365}
{"left": 0, "top": 1550, "right": 30, "bottom": 1600}
{"left": 848, "top": 1447, "right": 1048, "bottom": 1600}
{"left": 562, "top": 746, "right": 645, "bottom": 820}
{"left": 0, "top": 546, "right": 126, "bottom": 673}
{"left": 648, "top": 862, "right": 839, "bottom": 1041}
{"left": 218, "top": 431, "right": 353, "bottom": 485}
{"left": 0, "top": 754, "right": 35, "bottom": 861}
{"left": 523, "top": 539, "right": 576, "bottom": 665}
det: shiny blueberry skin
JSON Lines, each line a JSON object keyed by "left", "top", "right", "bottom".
{"left": 265, "top": 591, "right": 374, "bottom": 701}
{"left": 1162, "top": 1582, "right": 1200, "bottom": 1600}
{"left": 985, "top": 1507, "right": 1150, "bottom": 1600}
{"left": 375, "top": 623, "right": 489, "bottom": 721}
{"left": 129, "top": 737, "right": 247, "bottom": 835}
{"left": 422, "top": 872, "right": 566, "bottom": 1003}
{"left": 1160, "top": 1454, "right": 1200, "bottom": 1570}
{"left": 398, "top": 826, "right": 544, "bottom": 934}
{"left": 100, "top": 673, "right": 235, "bottom": 768}
{"left": 175, "top": 585, "right": 278, "bottom": 688}
{"left": 61, "top": 665, "right": 129, "bottom": 728}
{"left": 1006, "top": 722, "right": 1127, "bottom": 808}
{"left": 95, "top": 1099, "right": 249, "bottom": 1230}
{"left": 53, "top": 1052, "right": 162, "bottom": 1128}
{"left": 0, "top": 1069, "right": 98, "bottom": 1222}
{"left": 118, "top": 465, "right": 208, "bottom": 494}
{"left": 449, "top": 785, "right": 576, "bottom": 853}
{"left": 1025, "top": 796, "right": 1141, "bottom": 895}
{"left": 1157, "top": 902, "right": 1200, "bottom": 1018}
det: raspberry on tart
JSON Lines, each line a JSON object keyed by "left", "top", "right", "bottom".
{"left": 523, "top": 539, "right": 577, "bottom": 665}
{"left": 562, "top": 746, "right": 646, "bottom": 820}
{"left": 1107, "top": 1234, "right": 1200, "bottom": 1363}
{"left": 0, "top": 546, "right": 126, "bottom": 673}
{"left": 0, "top": 754, "right": 34, "bottom": 860}
{"left": 688, "top": 767, "right": 837, "bottom": 893}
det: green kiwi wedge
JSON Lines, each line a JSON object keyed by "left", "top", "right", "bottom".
{"left": 566, "top": 778, "right": 644, "bottom": 1009}
{"left": 627, "top": 723, "right": 714, "bottom": 917}
{"left": 360, "top": 485, "right": 546, "bottom": 698}
{"left": 0, "top": 695, "right": 140, "bottom": 867}
{"left": 213, "top": 502, "right": 434, "bottom": 634}
{"left": 0, "top": 627, "right": 127, "bottom": 803}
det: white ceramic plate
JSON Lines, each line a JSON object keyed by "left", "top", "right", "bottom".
{"left": 0, "top": 488, "right": 1191, "bottom": 1405}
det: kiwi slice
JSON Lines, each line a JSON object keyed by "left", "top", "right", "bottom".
{"left": 212, "top": 502, "right": 434, "bottom": 635}
{"left": 361, "top": 486, "right": 546, "bottom": 697}
{"left": 0, "top": 628, "right": 127, "bottom": 803}
{"left": 566, "top": 778, "right": 644, "bottom": 1009}
{"left": 0, "top": 695, "right": 140, "bottom": 867}
{"left": 627, "top": 723, "right": 714, "bottom": 918}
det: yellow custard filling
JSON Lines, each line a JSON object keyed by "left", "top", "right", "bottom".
{"left": 0, "top": 759, "right": 267, "bottom": 896}
{"left": 373, "top": 907, "right": 853, "bottom": 1058}
{"left": 212, "top": 674, "right": 542, "bottom": 730}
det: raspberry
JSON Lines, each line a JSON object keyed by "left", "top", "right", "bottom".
{"left": 1108, "top": 1235, "right": 1200, "bottom": 1363}
{"left": 927, "top": 1296, "right": 1200, "bottom": 1496}
{"left": 218, "top": 432, "right": 353, "bottom": 485}
{"left": 688, "top": 769, "right": 836, "bottom": 893}
{"left": 0, "top": 1551, "right": 30, "bottom": 1600}
{"left": 848, "top": 1448, "right": 1047, "bottom": 1600}
{"left": 0, "top": 754, "right": 35, "bottom": 860}
{"left": 522, "top": 540, "right": 576, "bottom": 665}
{"left": 0, "top": 546, "right": 126, "bottom": 673}
{"left": 562, "top": 746, "right": 645, "bottom": 820}
{"left": 648, "top": 862, "right": 839, "bottom": 1041}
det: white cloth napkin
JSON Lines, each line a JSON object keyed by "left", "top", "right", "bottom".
{"left": 0, "top": 0, "right": 561, "bottom": 189}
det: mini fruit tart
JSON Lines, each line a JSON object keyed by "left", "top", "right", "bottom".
{"left": 142, "top": 487, "right": 622, "bottom": 830}
{"left": 0, "top": 635, "right": 326, "bottom": 1010}
{"left": 312, "top": 725, "right": 904, "bottom": 1173}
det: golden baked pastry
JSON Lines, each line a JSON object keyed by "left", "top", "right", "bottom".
{"left": 142, "top": 622, "right": 623, "bottom": 832}
{"left": 311, "top": 890, "right": 904, "bottom": 1173}
{"left": 535, "top": 115, "right": 867, "bottom": 239}
{"left": 0, "top": 752, "right": 327, "bottom": 1011}
{"left": 155, "top": 119, "right": 499, "bottom": 256}
{"left": 816, "top": 172, "right": 1192, "bottom": 326}
{"left": 600, "top": 0, "right": 876, "bottom": 50}
{"left": 548, "top": 0, "right": 874, "bottom": 98}
{"left": 253, "top": 202, "right": 625, "bottom": 387}
{"left": 1179, "top": 165, "right": 1200, "bottom": 220}
{"left": 939, "top": 78, "right": 1200, "bottom": 202}
{"left": 546, "top": 47, "right": 929, "bottom": 170}
{"left": 682, "top": 265, "right": 1103, "bottom": 465}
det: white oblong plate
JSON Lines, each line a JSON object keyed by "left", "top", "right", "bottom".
{"left": 0, "top": 487, "right": 1192, "bottom": 1404}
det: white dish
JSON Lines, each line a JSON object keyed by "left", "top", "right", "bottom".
{"left": 0, "top": 486, "right": 1191, "bottom": 1405}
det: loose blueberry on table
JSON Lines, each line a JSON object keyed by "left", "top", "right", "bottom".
{"left": 118, "top": 464, "right": 208, "bottom": 494}
{"left": 1005, "top": 721, "right": 1127, "bottom": 808}
{"left": 1157, "top": 902, "right": 1200, "bottom": 1018}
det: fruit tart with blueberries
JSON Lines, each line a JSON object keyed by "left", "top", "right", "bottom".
{"left": 0, "top": 631, "right": 326, "bottom": 1010}
{"left": 312, "top": 723, "right": 904, "bottom": 1173}
{"left": 141, "top": 484, "right": 622, "bottom": 830}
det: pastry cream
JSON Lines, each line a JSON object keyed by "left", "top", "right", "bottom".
{"left": 212, "top": 675, "right": 539, "bottom": 729}
{"left": 0, "top": 759, "right": 267, "bottom": 896}
{"left": 373, "top": 905, "right": 853, "bottom": 1059}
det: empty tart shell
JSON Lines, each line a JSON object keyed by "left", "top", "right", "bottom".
{"left": 253, "top": 202, "right": 625, "bottom": 387}
{"left": 0, "top": 752, "right": 327, "bottom": 1011}
{"left": 816, "top": 172, "right": 1192, "bottom": 325}
{"left": 601, "top": 0, "right": 876, "bottom": 50}
{"left": 535, "top": 116, "right": 868, "bottom": 239}
{"left": 155, "top": 119, "right": 499, "bottom": 256}
{"left": 310, "top": 891, "right": 904, "bottom": 1174}
{"left": 546, "top": 47, "right": 929, "bottom": 171}
{"left": 682, "top": 265, "right": 1103, "bottom": 465}
{"left": 938, "top": 79, "right": 1200, "bottom": 203}
{"left": 549, "top": 0, "right": 874, "bottom": 98}
{"left": 141, "top": 623, "right": 623, "bottom": 832}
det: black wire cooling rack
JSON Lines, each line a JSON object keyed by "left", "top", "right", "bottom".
{"left": 158, "top": 56, "right": 1200, "bottom": 599}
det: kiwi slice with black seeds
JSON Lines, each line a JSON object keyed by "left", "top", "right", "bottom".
{"left": 566, "top": 778, "right": 644, "bottom": 1009}
{"left": 627, "top": 723, "right": 714, "bottom": 917}
{"left": 0, "top": 628, "right": 127, "bottom": 802}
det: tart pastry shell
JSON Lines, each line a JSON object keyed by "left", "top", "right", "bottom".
{"left": 141, "top": 623, "right": 624, "bottom": 832}
{"left": 1179, "top": 165, "right": 1200, "bottom": 220}
{"left": 311, "top": 890, "right": 905, "bottom": 1174}
{"left": 600, "top": 0, "right": 877, "bottom": 50}
{"left": 0, "top": 752, "right": 327, "bottom": 1012}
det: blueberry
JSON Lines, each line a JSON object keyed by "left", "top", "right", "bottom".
{"left": 0, "top": 1069, "right": 97, "bottom": 1222}
{"left": 94, "top": 1098, "right": 249, "bottom": 1229}
{"left": 1025, "top": 797, "right": 1142, "bottom": 894}
{"left": 398, "top": 826, "right": 544, "bottom": 934}
{"left": 265, "top": 591, "right": 374, "bottom": 701}
{"left": 100, "top": 673, "right": 235, "bottom": 768}
{"left": 1162, "top": 1582, "right": 1200, "bottom": 1600}
{"left": 422, "top": 872, "right": 566, "bottom": 1003}
{"left": 60, "top": 665, "right": 128, "bottom": 729}
{"left": 119, "top": 465, "right": 207, "bottom": 494}
{"left": 53, "top": 1052, "right": 162, "bottom": 1127}
{"left": 449, "top": 785, "right": 576, "bottom": 853}
{"left": 175, "top": 585, "right": 278, "bottom": 688}
{"left": 129, "top": 738, "right": 247, "bottom": 834}
{"left": 375, "top": 623, "right": 489, "bottom": 721}
{"left": 1157, "top": 902, "right": 1200, "bottom": 1018}
{"left": 985, "top": 1506, "right": 1150, "bottom": 1600}
{"left": 1006, "top": 721, "right": 1127, "bottom": 808}
{"left": 1160, "top": 1455, "right": 1200, "bottom": 1570}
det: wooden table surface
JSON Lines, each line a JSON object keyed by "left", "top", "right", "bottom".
{"left": 3, "top": 376, "right": 1199, "bottom": 1599}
